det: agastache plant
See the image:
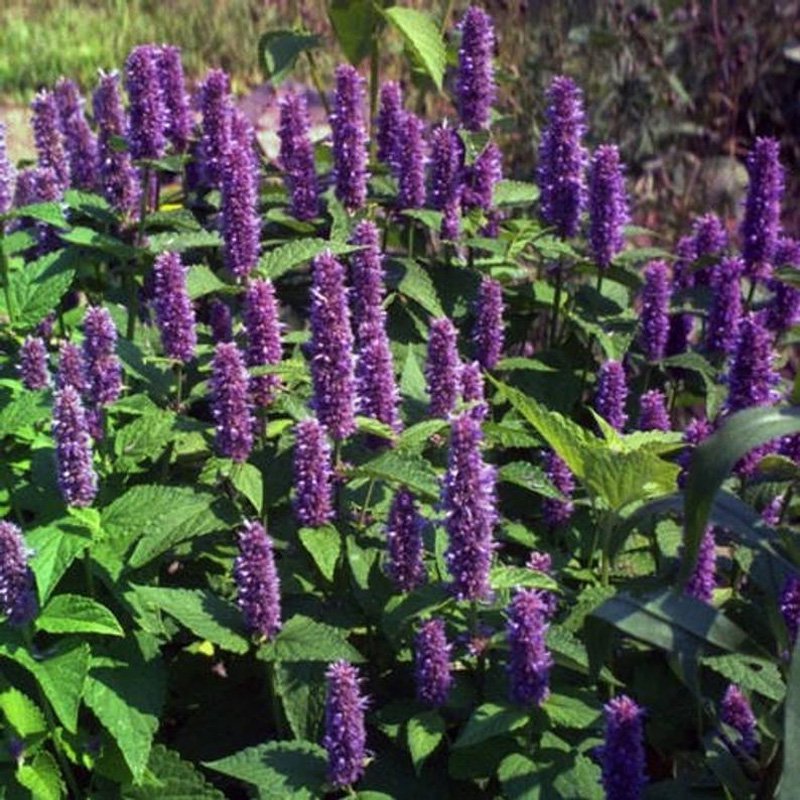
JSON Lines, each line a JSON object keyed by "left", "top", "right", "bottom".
{"left": 588, "top": 144, "right": 629, "bottom": 269}
{"left": 54, "top": 78, "right": 98, "bottom": 191}
{"left": 506, "top": 589, "right": 553, "bottom": 705}
{"left": 415, "top": 618, "right": 453, "bottom": 707}
{"left": 639, "top": 260, "right": 671, "bottom": 362}
{"left": 457, "top": 6, "right": 496, "bottom": 131}
{"left": 0, "top": 521, "right": 37, "bottom": 626}
{"left": 721, "top": 684, "right": 758, "bottom": 756}
{"left": 683, "top": 527, "right": 716, "bottom": 603}
{"left": 473, "top": 277, "right": 504, "bottom": 369}
{"left": 385, "top": 488, "right": 426, "bottom": 592}
{"left": 56, "top": 342, "right": 87, "bottom": 394}
{"left": 425, "top": 317, "right": 461, "bottom": 418}
{"left": 0, "top": 122, "right": 14, "bottom": 215}
{"left": 52, "top": 385, "right": 98, "bottom": 508}
{"left": 30, "top": 90, "right": 69, "bottom": 193}
{"left": 705, "top": 257, "right": 744, "bottom": 355}
{"left": 234, "top": 520, "right": 282, "bottom": 641}
{"left": 152, "top": 251, "right": 197, "bottom": 363}
{"left": 210, "top": 342, "right": 254, "bottom": 463}
{"left": 767, "top": 237, "right": 800, "bottom": 333}
{"left": 595, "top": 360, "right": 628, "bottom": 431}
{"left": 323, "top": 661, "right": 368, "bottom": 789}
{"left": 198, "top": 69, "right": 232, "bottom": 188}
{"left": 124, "top": 44, "right": 166, "bottom": 161}
{"left": 158, "top": 45, "right": 192, "bottom": 152}
{"left": 278, "top": 92, "right": 319, "bottom": 221}
{"left": 376, "top": 81, "right": 404, "bottom": 172}
{"left": 82, "top": 306, "right": 122, "bottom": 410}
{"left": 243, "top": 279, "right": 282, "bottom": 408}
{"left": 638, "top": 389, "right": 670, "bottom": 432}
{"left": 397, "top": 112, "right": 426, "bottom": 210}
{"left": 542, "top": 451, "right": 575, "bottom": 529}
{"left": 293, "top": 417, "right": 334, "bottom": 528}
{"left": 331, "top": 64, "right": 368, "bottom": 211}
{"left": 19, "top": 336, "right": 50, "bottom": 390}
{"left": 780, "top": 575, "right": 800, "bottom": 648}
{"left": 428, "top": 126, "right": 463, "bottom": 240}
{"left": 599, "top": 695, "right": 648, "bottom": 800}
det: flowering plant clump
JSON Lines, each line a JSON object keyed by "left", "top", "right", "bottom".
{"left": 0, "top": 4, "right": 798, "bottom": 798}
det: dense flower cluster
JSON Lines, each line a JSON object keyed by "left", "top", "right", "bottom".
{"left": 588, "top": 144, "right": 629, "bottom": 269}
{"left": 376, "top": 81, "right": 404, "bottom": 172}
{"left": 473, "top": 277, "right": 504, "bottom": 369}
{"left": 542, "top": 451, "right": 575, "bottom": 529}
{"left": 54, "top": 78, "right": 98, "bottom": 191}
{"left": 415, "top": 618, "right": 453, "bottom": 706}
{"left": 683, "top": 527, "right": 716, "bottom": 603}
{"left": 638, "top": 389, "right": 670, "bottom": 432}
{"left": 639, "top": 260, "right": 671, "bottom": 362}
{"left": 426, "top": 317, "right": 461, "bottom": 418}
{"left": 210, "top": 342, "right": 254, "bottom": 462}
{"left": 0, "top": 122, "right": 13, "bottom": 215}
{"left": 599, "top": 695, "right": 648, "bottom": 800}
{"left": 19, "top": 336, "right": 50, "bottom": 390}
{"left": 152, "top": 251, "right": 197, "bottom": 363}
{"left": 31, "top": 90, "right": 69, "bottom": 193}
{"left": 385, "top": 488, "right": 426, "bottom": 592}
{"left": 323, "top": 661, "right": 368, "bottom": 788}
{"left": 158, "top": 45, "right": 192, "bottom": 153}
{"left": 331, "top": 65, "right": 368, "bottom": 211}
{"left": 293, "top": 417, "right": 334, "bottom": 528}
{"left": 595, "top": 360, "right": 628, "bottom": 431}
{"left": 233, "top": 520, "right": 282, "bottom": 640}
{"left": 456, "top": 6, "right": 496, "bottom": 131}
{"left": 0, "top": 522, "right": 37, "bottom": 626}
{"left": 278, "top": 92, "right": 319, "bottom": 220}
{"left": 507, "top": 589, "right": 553, "bottom": 705}
{"left": 243, "top": 279, "right": 282, "bottom": 407}
{"left": 124, "top": 44, "right": 166, "bottom": 161}
{"left": 721, "top": 684, "right": 758, "bottom": 756}
{"left": 52, "top": 385, "right": 98, "bottom": 507}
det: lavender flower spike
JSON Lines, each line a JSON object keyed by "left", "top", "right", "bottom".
{"left": 54, "top": 78, "right": 98, "bottom": 191}
{"left": 158, "top": 45, "right": 192, "bottom": 152}
{"left": 376, "top": 81, "right": 404, "bottom": 173}
{"left": 683, "top": 527, "right": 716, "bottom": 603}
{"left": 208, "top": 299, "right": 233, "bottom": 343}
{"left": 397, "top": 112, "right": 426, "bottom": 211}
{"left": 426, "top": 317, "right": 461, "bottom": 419}
{"left": 463, "top": 141, "right": 502, "bottom": 213}
{"left": 705, "top": 257, "right": 744, "bottom": 356}
{"left": 82, "top": 306, "right": 122, "bottom": 409}
{"left": 780, "top": 575, "right": 800, "bottom": 648}
{"left": 461, "top": 361, "right": 488, "bottom": 422}
{"left": 0, "top": 123, "right": 14, "bottom": 215}
{"left": 30, "top": 90, "right": 69, "bottom": 193}
{"left": 457, "top": 6, "right": 496, "bottom": 132}
{"left": 639, "top": 260, "right": 671, "bottom": 362}
{"left": 442, "top": 411, "right": 497, "bottom": 601}
{"left": 234, "top": 520, "right": 282, "bottom": 640}
{"left": 595, "top": 360, "right": 628, "bottom": 431}
{"left": 323, "top": 661, "right": 368, "bottom": 789}
{"left": 278, "top": 92, "right": 319, "bottom": 221}
{"left": 385, "top": 488, "right": 426, "bottom": 592}
{"left": 293, "top": 417, "right": 334, "bottom": 528}
{"left": 310, "top": 251, "right": 356, "bottom": 440}
{"left": 767, "top": 238, "right": 800, "bottom": 333}
{"left": 537, "top": 76, "right": 588, "bottom": 239}
{"left": 93, "top": 71, "right": 141, "bottom": 217}
{"left": 589, "top": 144, "right": 629, "bottom": 269}
{"left": 415, "top": 618, "right": 453, "bottom": 707}
{"left": 740, "top": 137, "right": 784, "bottom": 282}
{"left": 721, "top": 684, "right": 757, "bottom": 756}
{"left": 56, "top": 342, "right": 87, "bottom": 394}
{"left": 725, "top": 312, "right": 780, "bottom": 414}
{"left": 19, "top": 336, "right": 50, "bottom": 390}
{"left": 542, "top": 450, "right": 575, "bottom": 529}
{"left": 153, "top": 251, "right": 197, "bottom": 363}
{"left": 690, "top": 212, "right": 729, "bottom": 286}
{"left": 198, "top": 69, "right": 233, "bottom": 188}
{"left": 638, "top": 389, "right": 670, "bottom": 432}
{"left": 473, "top": 277, "right": 504, "bottom": 369}
{"left": 210, "top": 342, "right": 254, "bottom": 463}
{"left": 599, "top": 695, "right": 647, "bottom": 800}
{"left": 331, "top": 65, "right": 369, "bottom": 211}
{"left": 124, "top": 44, "right": 166, "bottom": 161}
{"left": 52, "top": 385, "right": 98, "bottom": 508}
{"left": 221, "top": 133, "right": 261, "bottom": 281}
{"left": 244, "top": 279, "right": 282, "bottom": 407}
{"left": 0, "top": 521, "right": 37, "bottom": 626}
{"left": 507, "top": 589, "right": 553, "bottom": 706}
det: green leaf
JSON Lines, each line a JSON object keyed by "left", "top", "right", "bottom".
{"left": 356, "top": 449, "right": 440, "bottom": 500}
{"left": 498, "top": 461, "right": 562, "bottom": 500}
{"left": 490, "top": 566, "right": 559, "bottom": 592}
{"left": 383, "top": 7, "right": 446, "bottom": 90}
{"left": 258, "top": 238, "right": 361, "bottom": 281}
{"left": 84, "top": 637, "right": 165, "bottom": 781}
{"left": 59, "top": 226, "right": 137, "bottom": 259}
{"left": 8, "top": 250, "right": 76, "bottom": 328}
{"left": 498, "top": 750, "right": 604, "bottom": 800}
{"left": 36, "top": 594, "right": 124, "bottom": 637}
{"left": 394, "top": 258, "right": 445, "bottom": 317}
{"left": 186, "top": 264, "right": 227, "bottom": 300}
{"left": 229, "top": 462, "right": 264, "bottom": 515}
{"left": 701, "top": 654, "right": 785, "bottom": 702}
{"left": 259, "top": 29, "right": 321, "bottom": 84}
{"left": 258, "top": 614, "right": 364, "bottom": 662}
{"left": 328, "top": 0, "right": 377, "bottom": 65}
{"left": 27, "top": 525, "right": 92, "bottom": 605}
{"left": 399, "top": 347, "right": 429, "bottom": 404}
{"left": 0, "top": 391, "right": 51, "bottom": 438}
{"left": 298, "top": 525, "right": 341, "bottom": 582}
{"left": 273, "top": 662, "right": 327, "bottom": 741}
{"left": 10, "top": 201, "right": 68, "bottom": 227}
{"left": 113, "top": 409, "right": 176, "bottom": 469}
{"left": 682, "top": 406, "right": 800, "bottom": 585}
{"left": 406, "top": 710, "right": 445, "bottom": 774}
{"left": 130, "top": 585, "right": 249, "bottom": 653}
{"left": 16, "top": 751, "right": 65, "bottom": 800}
{"left": 453, "top": 703, "right": 529, "bottom": 749}
{"left": 543, "top": 691, "right": 602, "bottom": 729}
{"left": 0, "top": 686, "right": 47, "bottom": 738}
{"left": 779, "top": 636, "right": 800, "bottom": 799}
{"left": 147, "top": 230, "right": 222, "bottom": 253}
{"left": 121, "top": 744, "right": 225, "bottom": 799}
{"left": 204, "top": 740, "right": 327, "bottom": 799}
{"left": 397, "top": 419, "right": 449, "bottom": 452}
{"left": 493, "top": 180, "right": 540, "bottom": 207}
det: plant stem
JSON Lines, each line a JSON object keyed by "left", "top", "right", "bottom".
{"left": 358, "top": 477, "right": 376, "bottom": 529}
{"left": 127, "top": 165, "right": 151, "bottom": 340}
{"left": 174, "top": 362, "right": 184, "bottom": 409}
{"left": 549, "top": 265, "right": 563, "bottom": 348}
{"left": 0, "top": 228, "right": 13, "bottom": 325}
{"left": 305, "top": 51, "right": 331, "bottom": 118}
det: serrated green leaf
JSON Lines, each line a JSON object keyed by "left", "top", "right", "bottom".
{"left": 37, "top": 594, "right": 124, "bottom": 637}
{"left": 186, "top": 264, "right": 227, "bottom": 299}
{"left": 544, "top": 691, "right": 602, "bottom": 729}
{"left": 490, "top": 566, "right": 559, "bottom": 592}
{"left": 328, "top": 0, "right": 376, "bottom": 65}
{"left": 258, "top": 614, "right": 364, "bottom": 663}
{"left": 399, "top": 347, "right": 428, "bottom": 404}
{"left": 10, "top": 202, "right": 68, "bottom": 228}
{"left": 27, "top": 525, "right": 92, "bottom": 605}
{"left": 702, "top": 654, "right": 785, "bottom": 702}
{"left": 8, "top": 250, "right": 76, "bottom": 328}
{"left": 257, "top": 238, "right": 361, "bottom": 281}
{"left": 493, "top": 180, "right": 540, "bottom": 207}
{"left": 407, "top": 710, "right": 444, "bottom": 774}
{"left": 259, "top": 29, "right": 321, "bottom": 84}
{"left": 113, "top": 409, "right": 176, "bottom": 469}
{"left": 453, "top": 703, "right": 529, "bottom": 749}
{"left": 273, "top": 661, "right": 327, "bottom": 741}
{"left": 0, "top": 686, "right": 47, "bottom": 738}
{"left": 121, "top": 744, "right": 225, "bottom": 799}
{"left": 498, "top": 461, "right": 562, "bottom": 499}
{"left": 147, "top": 230, "right": 222, "bottom": 253}
{"left": 397, "top": 418, "right": 449, "bottom": 451}
{"left": 229, "top": 461, "right": 264, "bottom": 515}
{"left": 779, "top": 636, "right": 800, "bottom": 799}
{"left": 0, "top": 391, "right": 50, "bottom": 438}
{"left": 204, "top": 740, "right": 327, "bottom": 799}
{"left": 59, "top": 226, "right": 137, "bottom": 259}
{"left": 298, "top": 526, "right": 341, "bottom": 582}
{"left": 16, "top": 751, "right": 65, "bottom": 800}
{"left": 394, "top": 258, "right": 445, "bottom": 317}
{"left": 356, "top": 449, "right": 439, "bottom": 500}
{"left": 383, "top": 7, "right": 446, "bottom": 90}
{"left": 130, "top": 585, "right": 249, "bottom": 653}
{"left": 355, "top": 415, "right": 397, "bottom": 442}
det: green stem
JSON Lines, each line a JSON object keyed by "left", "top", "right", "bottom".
{"left": 779, "top": 483, "right": 796, "bottom": 526}
{"left": 358, "top": 478, "right": 377, "bottom": 529}
{"left": 84, "top": 550, "right": 95, "bottom": 598}
{"left": 265, "top": 661, "right": 288, "bottom": 738}
{"left": 549, "top": 265, "right": 563, "bottom": 348}
{"left": 440, "top": 0, "right": 455, "bottom": 32}
{"left": 127, "top": 166, "right": 151, "bottom": 340}
{"left": 174, "top": 362, "right": 184, "bottom": 410}
{"left": 305, "top": 51, "right": 331, "bottom": 118}
{"left": 745, "top": 279, "right": 756, "bottom": 311}
{"left": 0, "top": 228, "right": 12, "bottom": 325}
{"left": 407, "top": 220, "right": 415, "bottom": 257}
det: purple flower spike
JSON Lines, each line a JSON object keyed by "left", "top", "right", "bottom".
{"left": 13, "top": 169, "right": 39, "bottom": 209}
{"left": 721, "top": 684, "right": 757, "bottom": 756}
{"left": 588, "top": 144, "right": 629, "bottom": 269}
{"left": 293, "top": 417, "right": 334, "bottom": 528}
{"left": 30, "top": 90, "right": 69, "bottom": 193}
{"left": 415, "top": 618, "right": 453, "bottom": 707}
{"left": 0, "top": 123, "right": 14, "bottom": 215}
{"left": 780, "top": 575, "right": 800, "bottom": 648}
{"left": 457, "top": 6, "right": 496, "bottom": 132}
{"left": 323, "top": 661, "right": 368, "bottom": 789}
{"left": 93, "top": 71, "right": 141, "bottom": 217}
{"left": 442, "top": 411, "right": 497, "bottom": 601}
{"left": 210, "top": 342, "right": 254, "bottom": 463}
{"left": 599, "top": 695, "right": 647, "bottom": 800}
{"left": 463, "top": 141, "right": 502, "bottom": 213}
{"left": 221, "top": 136, "right": 261, "bottom": 281}
{"left": 376, "top": 81, "right": 404, "bottom": 173}
{"left": 428, "top": 126, "right": 462, "bottom": 211}
{"left": 244, "top": 279, "right": 282, "bottom": 407}
{"left": 52, "top": 385, "right": 98, "bottom": 508}
{"left": 310, "top": 251, "right": 356, "bottom": 440}
{"left": 158, "top": 46, "right": 192, "bottom": 152}
{"left": 54, "top": 78, "right": 98, "bottom": 191}
{"left": 683, "top": 527, "right": 716, "bottom": 603}
{"left": 461, "top": 361, "right": 488, "bottom": 422}
{"left": 725, "top": 313, "right": 780, "bottom": 415}
{"left": 82, "top": 307, "right": 121, "bottom": 409}
{"left": 234, "top": 520, "right": 282, "bottom": 640}
{"left": 705, "top": 257, "right": 744, "bottom": 356}
{"left": 56, "top": 342, "right": 87, "bottom": 394}
{"left": 537, "top": 76, "right": 588, "bottom": 239}
{"left": 767, "top": 238, "right": 800, "bottom": 333}
{"left": 639, "top": 260, "right": 671, "bottom": 362}
{"left": 526, "top": 551, "right": 558, "bottom": 617}
{"left": 198, "top": 69, "right": 233, "bottom": 188}
{"left": 0, "top": 521, "right": 37, "bottom": 626}
{"left": 208, "top": 299, "right": 233, "bottom": 343}
{"left": 690, "top": 213, "right": 728, "bottom": 286}
{"left": 349, "top": 222, "right": 400, "bottom": 433}
{"left": 542, "top": 450, "right": 575, "bottom": 529}
{"left": 397, "top": 112, "right": 426, "bottom": 211}
{"left": 741, "top": 137, "right": 784, "bottom": 282}
{"left": 124, "top": 44, "right": 166, "bottom": 161}
{"left": 678, "top": 416, "right": 712, "bottom": 487}
{"left": 426, "top": 318, "right": 461, "bottom": 419}
{"left": 153, "top": 251, "right": 197, "bottom": 363}
{"left": 331, "top": 65, "right": 369, "bottom": 211}
{"left": 473, "top": 277, "right": 504, "bottom": 369}
{"left": 638, "top": 389, "right": 670, "bottom": 432}
{"left": 19, "top": 337, "right": 50, "bottom": 390}
{"left": 278, "top": 92, "right": 319, "bottom": 221}
{"left": 595, "top": 360, "right": 628, "bottom": 431}
{"left": 507, "top": 588, "right": 553, "bottom": 706}
{"left": 385, "top": 488, "right": 426, "bottom": 592}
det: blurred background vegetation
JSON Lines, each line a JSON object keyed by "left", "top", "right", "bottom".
{"left": 1, "top": 0, "right": 799, "bottom": 234}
